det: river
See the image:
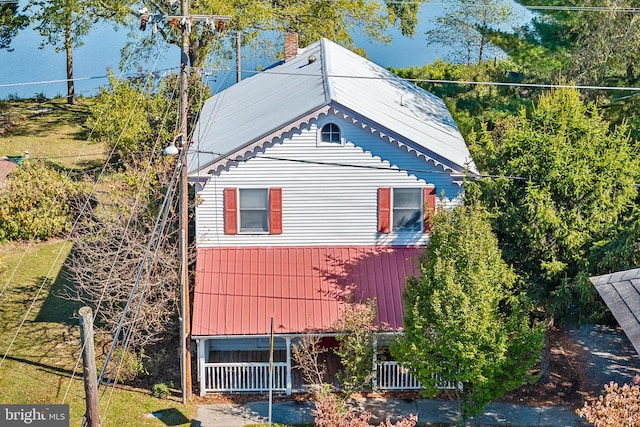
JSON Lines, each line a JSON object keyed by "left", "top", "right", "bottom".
{"left": 0, "top": 2, "right": 532, "bottom": 100}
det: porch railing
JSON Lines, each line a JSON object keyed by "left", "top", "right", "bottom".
{"left": 375, "top": 361, "right": 458, "bottom": 391}
{"left": 202, "top": 362, "right": 288, "bottom": 393}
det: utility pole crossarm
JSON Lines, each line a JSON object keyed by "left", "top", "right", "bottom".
{"left": 161, "top": 14, "right": 231, "bottom": 21}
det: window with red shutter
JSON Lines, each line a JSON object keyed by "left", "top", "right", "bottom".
{"left": 423, "top": 186, "right": 436, "bottom": 233}
{"left": 378, "top": 188, "right": 391, "bottom": 233}
{"left": 226, "top": 188, "right": 283, "bottom": 234}
{"left": 379, "top": 187, "right": 437, "bottom": 233}
{"left": 269, "top": 188, "right": 282, "bottom": 234}
{"left": 223, "top": 188, "right": 238, "bottom": 234}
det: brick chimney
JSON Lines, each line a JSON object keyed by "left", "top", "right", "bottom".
{"left": 284, "top": 32, "right": 299, "bottom": 61}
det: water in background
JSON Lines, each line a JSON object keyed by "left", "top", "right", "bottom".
{"left": 0, "top": 1, "right": 532, "bottom": 100}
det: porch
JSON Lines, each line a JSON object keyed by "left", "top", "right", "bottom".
{"left": 195, "top": 336, "right": 454, "bottom": 396}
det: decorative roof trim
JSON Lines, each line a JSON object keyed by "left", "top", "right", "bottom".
{"left": 328, "top": 103, "right": 476, "bottom": 179}
{"left": 195, "top": 104, "right": 473, "bottom": 185}
{"left": 191, "top": 106, "right": 332, "bottom": 178}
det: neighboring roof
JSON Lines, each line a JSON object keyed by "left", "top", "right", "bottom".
{"left": 191, "top": 246, "right": 423, "bottom": 336}
{"left": 189, "top": 38, "right": 476, "bottom": 176}
{"left": 0, "top": 157, "right": 20, "bottom": 182}
{"left": 590, "top": 268, "right": 640, "bottom": 355}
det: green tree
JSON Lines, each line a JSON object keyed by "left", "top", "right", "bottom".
{"left": 0, "top": 2, "right": 28, "bottom": 51}
{"left": 425, "top": 0, "right": 515, "bottom": 65}
{"left": 120, "top": 0, "right": 430, "bottom": 73}
{"left": 393, "top": 205, "right": 543, "bottom": 426}
{"left": 333, "top": 299, "right": 377, "bottom": 393}
{"left": 392, "top": 59, "right": 534, "bottom": 138}
{"left": 484, "top": 1, "right": 640, "bottom": 139}
{"left": 510, "top": 0, "right": 640, "bottom": 86}
{"left": 87, "top": 73, "right": 179, "bottom": 169}
{"left": 27, "top": 0, "right": 127, "bottom": 104}
{"left": 467, "top": 87, "right": 640, "bottom": 380}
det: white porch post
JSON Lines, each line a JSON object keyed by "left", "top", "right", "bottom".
{"left": 285, "top": 337, "right": 292, "bottom": 395}
{"left": 372, "top": 336, "right": 378, "bottom": 391}
{"left": 197, "top": 339, "right": 206, "bottom": 397}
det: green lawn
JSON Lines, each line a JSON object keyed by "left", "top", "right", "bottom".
{"left": 0, "top": 98, "right": 106, "bottom": 170}
{"left": 0, "top": 240, "right": 194, "bottom": 426}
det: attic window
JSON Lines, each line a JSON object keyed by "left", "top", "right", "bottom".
{"left": 318, "top": 123, "right": 343, "bottom": 146}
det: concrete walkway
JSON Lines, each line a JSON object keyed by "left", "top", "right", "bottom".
{"left": 194, "top": 397, "right": 587, "bottom": 426}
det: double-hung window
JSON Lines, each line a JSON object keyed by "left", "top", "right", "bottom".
{"left": 239, "top": 189, "right": 268, "bottom": 232}
{"left": 224, "top": 188, "right": 282, "bottom": 235}
{"left": 392, "top": 188, "right": 422, "bottom": 231}
{"left": 378, "top": 187, "right": 436, "bottom": 234}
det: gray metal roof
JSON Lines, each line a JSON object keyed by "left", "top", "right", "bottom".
{"left": 590, "top": 268, "right": 640, "bottom": 355}
{"left": 188, "top": 38, "right": 476, "bottom": 176}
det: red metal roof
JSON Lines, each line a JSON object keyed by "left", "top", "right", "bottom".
{"left": 191, "top": 246, "right": 424, "bottom": 336}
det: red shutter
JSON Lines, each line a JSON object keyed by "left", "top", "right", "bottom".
{"left": 424, "top": 186, "right": 436, "bottom": 233}
{"left": 378, "top": 188, "right": 391, "bottom": 234}
{"left": 224, "top": 188, "right": 238, "bottom": 235}
{"left": 269, "top": 188, "right": 282, "bottom": 235}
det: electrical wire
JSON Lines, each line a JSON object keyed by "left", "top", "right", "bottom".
{"left": 60, "top": 63, "right": 180, "bottom": 409}
{"left": 525, "top": 5, "right": 640, "bottom": 13}
{"left": 0, "top": 68, "right": 178, "bottom": 90}
{"left": 0, "top": 39, "right": 180, "bottom": 426}
{"left": 200, "top": 66, "right": 640, "bottom": 93}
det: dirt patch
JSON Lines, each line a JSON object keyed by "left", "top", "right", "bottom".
{"left": 498, "top": 326, "right": 592, "bottom": 409}
{"left": 499, "top": 324, "right": 640, "bottom": 410}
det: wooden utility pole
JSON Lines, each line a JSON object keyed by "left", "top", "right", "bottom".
{"left": 178, "top": 0, "right": 192, "bottom": 404}
{"left": 79, "top": 306, "right": 101, "bottom": 427}
{"left": 236, "top": 31, "right": 242, "bottom": 83}
{"left": 167, "top": 2, "right": 231, "bottom": 404}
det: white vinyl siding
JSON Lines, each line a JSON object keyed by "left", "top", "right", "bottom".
{"left": 195, "top": 115, "right": 464, "bottom": 247}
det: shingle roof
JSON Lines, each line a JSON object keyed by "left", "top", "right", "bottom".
{"left": 0, "top": 157, "right": 19, "bottom": 182}
{"left": 191, "top": 246, "right": 423, "bottom": 336}
{"left": 189, "top": 38, "right": 476, "bottom": 176}
{"left": 590, "top": 268, "right": 640, "bottom": 355}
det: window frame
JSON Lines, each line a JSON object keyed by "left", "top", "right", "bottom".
{"left": 317, "top": 122, "right": 344, "bottom": 146}
{"left": 392, "top": 188, "right": 423, "bottom": 232}
{"left": 378, "top": 186, "right": 436, "bottom": 234}
{"left": 238, "top": 188, "right": 270, "bottom": 234}
{"left": 224, "top": 187, "right": 282, "bottom": 235}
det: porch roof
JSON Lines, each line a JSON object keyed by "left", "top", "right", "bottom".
{"left": 191, "top": 246, "right": 424, "bottom": 336}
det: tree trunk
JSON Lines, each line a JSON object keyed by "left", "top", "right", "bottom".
{"left": 539, "top": 315, "right": 554, "bottom": 383}
{"left": 65, "top": 17, "right": 75, "bottom": 105}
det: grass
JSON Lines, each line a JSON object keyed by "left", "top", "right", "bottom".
{"left": 0, "top": 240, "right": 195, "bottom": 426}
{"left": 0, "top": 100, "right": 194, "bottom": 426}
{"left": 0, "top": 98, "right": 106, "bottom": 170}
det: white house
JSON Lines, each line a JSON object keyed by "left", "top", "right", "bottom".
{"left": 187, "top": 35, "right": 478, "bottom": 395}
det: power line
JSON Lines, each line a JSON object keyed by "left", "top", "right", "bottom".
{"left": 525, "top": 5, "right": 640, "bottom": 13}
{"left": 0, "top": 67, "right": 178, "bottom": 90}
{"left": 195, "top": 149, "right": 640, "bottom": 187}
{"left": 200, "top": 66, "right": 640, "bottom": 92}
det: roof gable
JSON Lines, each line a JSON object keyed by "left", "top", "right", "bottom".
{"left": 189, "top": 38, "right": 476, "bottom": 176}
